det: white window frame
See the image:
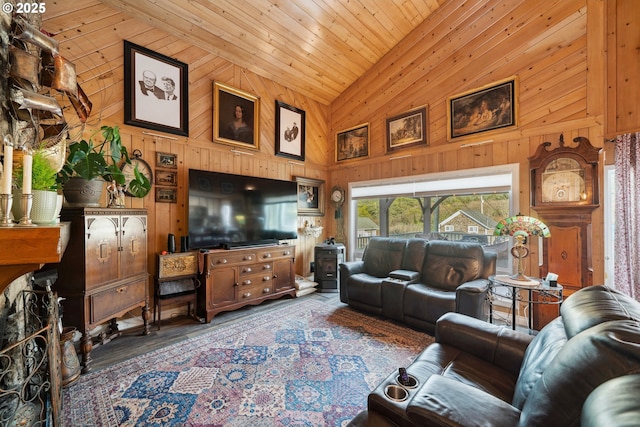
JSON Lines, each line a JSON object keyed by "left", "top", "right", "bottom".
{"left": 346, "top": 164, "right": 520, "bottom": 261}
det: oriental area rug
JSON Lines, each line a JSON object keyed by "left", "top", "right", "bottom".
{"left": 62, "top": 296, "right": 433, "bottom": 426}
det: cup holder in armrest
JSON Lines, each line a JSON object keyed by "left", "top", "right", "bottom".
{"left": 384, "top": 384, "right": 409, "bottom": 402}
{"left": 396, "top": 374, "right": 419, "bottom": 389}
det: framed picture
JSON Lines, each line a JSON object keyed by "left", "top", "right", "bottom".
{"left": 336, "top": 123, "right": 369, "bottom": 162}
{"left": 447, "top": 77, "right": 517, "bottom": 140}
{"left": 156, "top": 152, "right": 177, "bottom": 169}
{"left": 295, "top": 176, "right": 325, "bottom": 216}
{"left": 213, "top": 81, "right": 260, "bottom": 150}
{"left": 275, "top": 100, "right": 305, "bottom": 161}
{"left": 156, "top": 187, "right": 177, "bottom": 203}
{"left": 386, "top": 106, "right": 428, "bottom": 153}
{"left": 123, "top": 40, "right": 189, "bottom": 137}
{"left": 155, "top": 170, "right": 177, "bottom": 187}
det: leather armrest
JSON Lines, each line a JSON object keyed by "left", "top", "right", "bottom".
{"left": 435, "top": 312, "right": 534, "bottom": 375}
{"left": 407, "top": 375, "right": 520, "bottom": 427}
{"left": 340, "top": 261, "right": 365, "bottom": 276}
{"left": 456, "top": 278, "right": 489, "bottom": 320}
{"left": 389, "top": 269, "right": 420, "bottom": 282}
{"left": 339, "top": 261, "right": 366, "bottom": 303}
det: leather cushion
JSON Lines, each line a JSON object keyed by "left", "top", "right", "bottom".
{"left": 346, "top": 273, "right": 384, "bottom": 307}
{"left": 519, "top": 320, "right": 640, "bottom": 426}
{"left": 362, "top": 238, "right": 407, "bottom": 278}
{"left": 404, "top": 284, "right": 455, "bottom": 325}
{"left": 560, "top": 285, "right": 640, "bottom": 338}
{"left": 581, "top": 374, "right": 640, "bottom": 427}
{"left": 421, "top": 241, "right": 483, "bottom": 291}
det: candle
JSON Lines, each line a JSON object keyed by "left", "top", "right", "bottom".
{"left": 1, "top": 143, "right": 12, "bottom": 194}
{"left": 22, "top": 151, "right": 32, "bottom": 194}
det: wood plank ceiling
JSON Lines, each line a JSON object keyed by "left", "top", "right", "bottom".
{"left": 98, "top": 0, "right": 446, "bottom": 105}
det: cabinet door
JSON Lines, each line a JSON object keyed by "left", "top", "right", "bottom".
{"left": 85, "top": 215, "right": 120, "bottom": 289}
{"left": 273, "top": 258, "right": 294, "bottom": 293}
{"left": 209, "top": 267, "right": 237, "bottom": 308}
{"left": 120, "top": 214, "right": 148, "bottom": 279}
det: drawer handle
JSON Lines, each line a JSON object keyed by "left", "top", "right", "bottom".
{"left": 244, "top": 267, "right": 253, "bottom": 273}
{"left": 263, "top": 253, "right": 272, "bottom": 258}
{"left": 244, "top": 256, "right": 253, "bottom": 261}
{"left": 243, "top": 280, "right": 252, "bottom": 286}
{"left": 273, "top": 274, "right": 278, "bottom": 279}
{"left": 217, "top": 259, "right": 228, "bottom": 264}
{"left": 117, "top": 286, "right": 127, "bottom": 293}
{"left": 283, "top": 251, "right": 290, "bottom": 255}
{"left": 263, "top": 288, "right": 270, "bottom": 293}
{"left": 263, "top": 265, "right": 271, "bottom": 270}
{"left": 263, "top": 276, "right": 271, "bottom": 281}
{"left": 243, "top": 292, "right": 251, "bottom": 298}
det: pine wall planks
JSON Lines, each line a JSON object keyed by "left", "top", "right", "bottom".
{"left": 41, "top": 0, "right": 637, "bottom": 290}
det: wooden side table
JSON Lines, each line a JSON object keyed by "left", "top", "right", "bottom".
{"left": 155, "top": 251, "right": 201, "bottom": 329}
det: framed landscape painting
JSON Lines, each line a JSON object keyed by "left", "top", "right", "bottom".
{"left": 123, "top": 40, "right": 189, "bottom": 137}
{"left": 447, "top": 77, "right": 517, "bottom": 140}
{"left": 275, "top": 100, "right": 305, "bottom": 161}
{"left": 213, "top": 81, "right": 260, "bottom": 150}
{"left": 336, "top": 123, "right": 369, "bottom": 162}
{"left": 386, "top": 106, "right": 428, "bottom": 153}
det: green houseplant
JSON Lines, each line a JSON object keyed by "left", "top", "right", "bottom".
{"left": 57, "top": 125, "right": 151, "bottom": 205}
{"left": 13, "top": 146, "right": 62, "bottom": 223}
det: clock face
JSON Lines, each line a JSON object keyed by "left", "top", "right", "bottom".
{"left": 332, "top": 189, "right": 343, "bottom": 203}
{"left": 121, "top": 157, "right": 153, "bottom": 197}
{"left": 541, "top": 158, "right": 585, "bottom": 203}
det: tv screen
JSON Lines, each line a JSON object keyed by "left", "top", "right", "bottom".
{"left": 188, "top": 169, "right": 298, "bottom": 249}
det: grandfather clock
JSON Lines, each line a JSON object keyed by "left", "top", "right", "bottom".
{"left": 529, "top": 135, "right": 601, "bottom": 299}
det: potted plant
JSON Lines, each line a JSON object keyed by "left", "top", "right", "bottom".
{"left": 13, "top": 146, "right": 62, "bottom": 223}
{"left": 57, "top": 125, "right": 151, "bottom": 206}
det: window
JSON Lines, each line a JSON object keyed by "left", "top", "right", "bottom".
{"left": 348, "top": 164, "right": 519, "bottom": 276}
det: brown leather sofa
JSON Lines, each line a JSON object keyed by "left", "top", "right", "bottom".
{"left": 339, "top": 237, "right": 497, "bottom": 333}
{"left": 348, "top": 285, "right": 640, "bottom": 427}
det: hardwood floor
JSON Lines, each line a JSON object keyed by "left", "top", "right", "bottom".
{"left": 84, "top": 292, "right": 341, "bottom": 373}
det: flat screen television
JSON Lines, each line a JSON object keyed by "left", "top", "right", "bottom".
{"left": 188, "top": 169, "right": 298, "bottom": 249}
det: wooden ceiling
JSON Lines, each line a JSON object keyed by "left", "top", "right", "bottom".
{"left": 99, "top": 0, "right": 446, "bottom": 105}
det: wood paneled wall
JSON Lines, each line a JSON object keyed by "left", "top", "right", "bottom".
{"left": 42, "top": 0, "right": 630, "bottom": 290}
{"left": 327, "top": 0, "right": 607, "bottom": 284}
{"left": 43, "top": 0, "right": 330, "bottom": 281}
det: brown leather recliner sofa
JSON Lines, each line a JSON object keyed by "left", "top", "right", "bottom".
{"left": 348, "top": 285, "right": 640, "bottom": 427}
{"left": 339, "top": 237, "right": 497, "bottom": 333}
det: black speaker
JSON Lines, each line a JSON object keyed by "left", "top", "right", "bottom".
{"left": 180, "top": 235, "right": 189, "bottom": 252}
{"left": 167, "top": 234, "right": 176, "bottom": 253}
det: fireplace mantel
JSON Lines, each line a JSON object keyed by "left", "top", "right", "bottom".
{"left": 0, "top": 223, "right": 71, "bottom": 292}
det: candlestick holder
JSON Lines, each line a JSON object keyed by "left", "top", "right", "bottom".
{"left": 0, "top": 194, "right": 14, "bottom": 227}
{"left": 18, "top": 193, "right": 35, "bottom": 226}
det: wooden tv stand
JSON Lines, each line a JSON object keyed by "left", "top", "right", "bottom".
{"left": 197, "top": 244, "right": 296, "bottom": 322}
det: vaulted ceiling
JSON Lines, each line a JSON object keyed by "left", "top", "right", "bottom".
{"left": 99, "top": 0, "right": 446, "bottom": 105}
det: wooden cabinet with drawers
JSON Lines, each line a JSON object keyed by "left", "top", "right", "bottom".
{"left": 198, "top": 244, "right": 296, "bottom": 322}
{"left": 55, "top": 208, "right": 149, "bottom": 373}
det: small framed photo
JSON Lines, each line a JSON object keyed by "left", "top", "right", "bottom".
{"left": 447, "top": 77, "right": 517, "bottom": 140}
{"left": 386, "top": 106, "right": 428, "bottom": 153}
{"left": 295, "top": 176, "right": 325, "bottom": 216}
{"left": 155, "top": 170, "right": 177, "bottom": 187}
{"left": 156, "top": 187, "right": 177, "bottom": 203}
{"left": 123, "top": 40, "right": 189, "bottom": 136}
{"left": 336, "top": 123, "right": 369, "bottom": 162}
{"left": 213, "top": 81, "right": 260, "bottom": 150}
{"left": 156, "top": 152, "right": 177, "bottom": 169}
{"left": 275, "top": 100, "right": 305, "bottom": 161}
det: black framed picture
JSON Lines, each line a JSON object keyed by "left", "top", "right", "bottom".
{"left": 213, "top": 81, "right": 260, "bottom": 150}
{"left": 123, "top": 41, "right": 189, "bottom": 137}
{"left": 155, "top": 187, "right": 177, "bottom": 203}
{"left": 447, "top": 77, "right": 517, "bottom": 140}
{"left": 156, "top": 152, "right": 177, "bottom": 169}
{"left": 386, "top": 106, "right": 428, "bottom": 153}
{"left": 336, "top": 123, "right": 369, "bottom": 162}
{"left": 295, "top": 177, "right": 325, "bottom": 216}
{"left": 275, "top": 100, "right": 305, "bottom": 161}
{"left": 155, "top": 170, "right": 177, "bottom": 187}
